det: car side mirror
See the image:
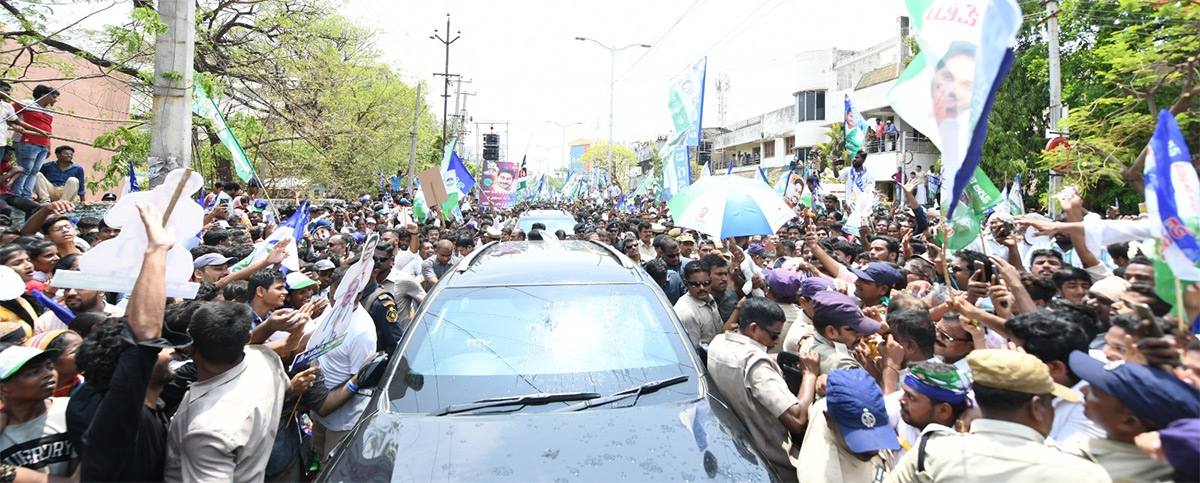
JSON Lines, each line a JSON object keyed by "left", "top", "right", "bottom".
{"left": 355, "top": 352, "right": 389, "bottom": 390}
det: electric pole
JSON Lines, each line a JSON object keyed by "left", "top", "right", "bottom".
{"left": 147, "top": 0, "right": 195, "bottom": 187}
{"left": 431, "top": 14, "right": 460, "bottom": 145}
{"left": 1045, "top": 0, "right": 1064, "bottom": 217}
{"left": 407, "top": 84, "right": 422, "bottom": 192}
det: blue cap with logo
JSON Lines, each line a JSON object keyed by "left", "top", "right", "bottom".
{"left": 850, "top": 262, "right": 903, "bottom": 289}
{"left": 811, "top": 290, "right": 881, "bottom": 335}
{"left": 1069, "top": 351, "right": 1200, "bottom": 429}
{"left": 826, "top": 369, "right": 900, "bottom": 453}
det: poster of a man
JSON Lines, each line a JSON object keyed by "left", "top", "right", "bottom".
{"left": 931, "top": 41, "right": 977, "bottom": 126}
{"left": 495, "top": 167, "right": 516, "bottom": 192}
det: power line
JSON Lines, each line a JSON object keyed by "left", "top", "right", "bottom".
{"left": 616, "top": 0, "right": 707, "bottom": 81}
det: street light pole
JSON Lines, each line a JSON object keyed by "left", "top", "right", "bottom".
{"left": 546, "top": 121, "right": 580, "bottom": 174}
{"left": 575, "top": 37, "right": 650, "bottom": 188}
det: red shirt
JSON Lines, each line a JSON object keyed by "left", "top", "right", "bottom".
{"left": 13, "top": 101, "right": 52, "bottom": 146}
{"left": 0, "top": 161, "right": 14, "bottom": 195}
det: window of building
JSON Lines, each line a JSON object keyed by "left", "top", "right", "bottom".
{"left": 763, "top": 141, "right": 775, "bottom": 159}
{"left": 784, "top": 136, "right": 796, "bottom": 154}
{"left": 795, "top": 91, "right": 826, "bottom": 122}
{"left": 796, "top": 147, "right": 814, "bottom": 162}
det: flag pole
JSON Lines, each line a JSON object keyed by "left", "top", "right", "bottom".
{"left": 1175, "top": 277, "right": 1188, "bottom": 333}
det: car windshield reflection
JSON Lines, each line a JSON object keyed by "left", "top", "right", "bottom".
{"left": 387, "top": 284, "right": 697, "bottom": 414}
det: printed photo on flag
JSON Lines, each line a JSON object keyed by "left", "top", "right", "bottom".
{"left": 887, "top": 0, "right": 1022, "bottom": 219}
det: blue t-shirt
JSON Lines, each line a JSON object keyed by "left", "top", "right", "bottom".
{"left": 39, "top": 162, "right": 86, "bottom": 195}
{"left": 390, "top": 175, "right": 403, "bottom": 191}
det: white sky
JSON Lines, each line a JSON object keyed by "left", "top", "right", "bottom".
{"left": 341, "top": 0, "right": 906, "bottom": 173}
{"left": 51, "top": 0, "right": 907, "bottom": 173}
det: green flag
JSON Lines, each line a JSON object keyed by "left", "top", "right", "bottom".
{"left": 942, "top": 167, "right": 1003, "bottom": 252}
{"left": 412, "top": 182, "right": 428, "bottom": 222}
{"left": 192, "top": 82, "right": 254, "bottom": 182}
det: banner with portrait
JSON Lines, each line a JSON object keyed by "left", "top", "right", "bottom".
{"left": 480, "top": 159, "right": 519, "bottom": 210}
{"left": 292, "top": 234, "right": 378, "bottom": 370}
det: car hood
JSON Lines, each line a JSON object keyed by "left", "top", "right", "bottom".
{"left": 323, "top": 397, "right": 772, "bottom": 482}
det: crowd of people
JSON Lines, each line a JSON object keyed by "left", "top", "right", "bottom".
{"left": 0, "top": 143, "right": 1191, "bottom": 483}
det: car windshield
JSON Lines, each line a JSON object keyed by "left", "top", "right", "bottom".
{"left": 516, "top": 213, "right": 577, "bottom": 234}
{"left": 386, "top": 284, "right": 698, "bottom": 414}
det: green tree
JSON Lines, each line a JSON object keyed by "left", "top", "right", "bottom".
{"left": 577, "top": 142, "right": 637, "bottom": 191}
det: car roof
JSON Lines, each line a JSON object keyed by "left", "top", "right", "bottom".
{"left": 444, "top": 240, "right": 648, "bottom": 287}
{"left": 517, "top": 209, "right": 574, "bottom": 219}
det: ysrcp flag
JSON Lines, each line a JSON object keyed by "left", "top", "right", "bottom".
{"left": 192, "top": 80, "right": 254, "bottom": 182}
{"left": 660, "top": 131, "right": 691, "bottom": 200}
{"left": 1143, "top": 110, "right": 1200, "bottom": 310}
{"left": 888, "top": 0, "right": 1022, "bottom": 219}
{"left": 844, "top": 95, "right": 869, "bottom": 161}
{"left": 668, "top": 57, "right": 707, "bottom": 147}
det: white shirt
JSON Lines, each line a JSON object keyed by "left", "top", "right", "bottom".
{"left": 165, "top": 346, "right": 287, "bottom": 483}
{"left": 838, "top": 166, "right": 876, "bottom": 208}
{"left": 0, "top": 102, "right": 16, "bottom": 142}
{"left": 311, "top": 306, "right": 377, "bottom": 432}
{"left": 34, "top": 301, "right": 124, "bottom": 334}
{"left": 1048, "top": 380, "right": 1106, "bottom": 448}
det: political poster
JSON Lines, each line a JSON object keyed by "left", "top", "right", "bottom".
{"left": 480, "top": 159, "right": 519, "bottom": 210}
{"left": 292, "top": 234, "right": 378, "bottom": 370}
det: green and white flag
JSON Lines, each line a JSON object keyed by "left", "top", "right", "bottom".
{"left": 192, "top": 82, "right": 254, "bottom": 182}
{"left": 412, "top": 181, "right": 428, "bottom": 222}
{"left": 668, "top": 57, "right": 707, "bottom": 147}
{"left": 887, "top": 0, "right": 1022, "bottom": 219}
{"left": 941, "top": 167, "right": 1003, "bottom": 251}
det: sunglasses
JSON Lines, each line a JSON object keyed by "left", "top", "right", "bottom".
{"left": 936, "top": 327, "right": 972, "bottom": 343}
{"left": 685, "top": 280, "right": 712, "bottom": 287}
{"left": 756, "top": 324, "right": 781, "bottom": 341}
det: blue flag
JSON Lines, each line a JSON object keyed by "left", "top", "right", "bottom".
{"left": 31, "top": 290, "right": 74, "bottom": 324}
{"left": 282, "top": 200, "right": 310, "bottom": 241}
{"left": 446, "top": 151, "right": 475, "bottom": 195}
{"left": 1145, "top": 110, "right": 1200, "bottom": 277}
{"left": 726, "top": 161, "right": 734, "bottom": 175}
{"left": 198, "top": 187, "right": 206, "bottom": 208}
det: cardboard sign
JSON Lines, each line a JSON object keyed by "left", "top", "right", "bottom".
{"left": 417, "top": 167, "right": 449, "bottom": 207}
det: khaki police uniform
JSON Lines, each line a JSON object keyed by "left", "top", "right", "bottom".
{"left": 886, "top": 418, "right": 1112, "bottom": 483}
{"left": 707, "top": 332, "right": 799, "bottom": 481}
{"left": 797, "top": 398, "right": 893, "bottom": 483}
{"left": 798, "top": 332, "right": 861, "bottom": 375}
{"left": 674, "top": 293, "right": 720, "bottom": 349}
{"left": 1071, "top": 437, "right": 1174, "bottom": 483}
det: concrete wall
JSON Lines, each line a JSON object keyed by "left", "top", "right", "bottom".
{"left": 4, "top": 43, "right": 133, "bottom": 198}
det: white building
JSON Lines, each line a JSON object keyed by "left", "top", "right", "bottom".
{"left": 709, "top": 17, "right": 938, "bottom": 200}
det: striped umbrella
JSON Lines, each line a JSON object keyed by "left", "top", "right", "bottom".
{"left": 667, "top": 175, "right": 796, "bottom": 239}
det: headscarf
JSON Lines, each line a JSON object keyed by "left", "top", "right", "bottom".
{"left": 905, "top": 365, "right": 970, "bottom": 405}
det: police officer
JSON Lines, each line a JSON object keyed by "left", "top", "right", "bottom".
{"left": 1067, "top": 351, "right": 1199, "bottom": 481}
{"left": 359, "top": 242, "right": 400, "bottom": 354}
{"left": 707, "top": 297, "right": 821, "bottom": 482}
{"left": 887, "top": 350, "right": 1111, "bottom": 482}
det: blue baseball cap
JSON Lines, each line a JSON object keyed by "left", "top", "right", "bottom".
{"left": 826, "top": 369, "right": 900, "bottom": 453}
{"left": 799, "top": 277, "right": 835, "bottom": 299}
{"left": 307, "top": 219, "right": 332, "bottom": 233}
{"left": 250, "top": 199, "right": 269, "bottom": 212}
{"left": 811, "top": 290, "right": 881, "bottom": 335}
{"left": 763, "top": 269, "right": 801, "bottom": 299}
{"left": 1069, "top": 351, "right": 1200, "bottom": 429}
{"left": 850, "top": 262, "right": 904, "bottom": 289}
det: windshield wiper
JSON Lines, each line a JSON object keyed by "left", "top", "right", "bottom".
{"left": 556, "top": 375, "right": 690, "bottom": 412}
{"left": 430, "top": 391, "right": 601, "bottom": 416}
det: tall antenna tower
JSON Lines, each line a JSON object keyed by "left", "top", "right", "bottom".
{"left": 715, "top": 74, "right": 730, "bottom": 126}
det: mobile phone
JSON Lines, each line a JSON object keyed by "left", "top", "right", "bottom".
{"left": 1128, "top": 301, "right": 1163, "bottom": 338}
{"left": 972, "top": 260, "right": 987, "bottom": 279}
